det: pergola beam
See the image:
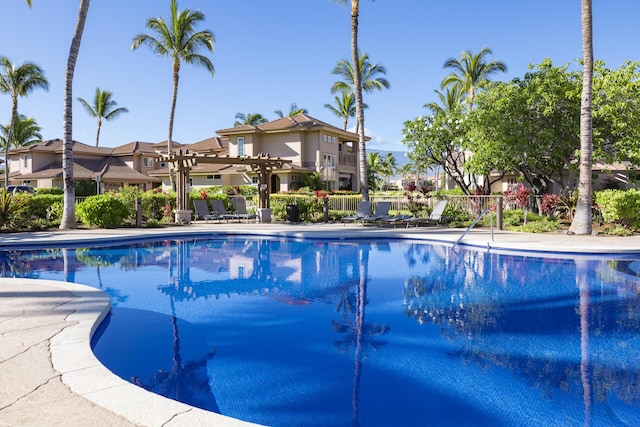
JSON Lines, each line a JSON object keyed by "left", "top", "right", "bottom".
{"left": 160, "top": 151, "right": 292, "bottom": 217}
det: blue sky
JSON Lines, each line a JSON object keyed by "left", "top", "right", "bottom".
{"left": 1, "top": 1, "right": 639, "bottom": 152}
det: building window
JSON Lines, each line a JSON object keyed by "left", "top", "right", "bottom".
{"left": 292, "top": 174, "right": 300, "bottom": 182}
{"left": 322, "top": 153, "right": 337, "bottom": 189}
{"left": 332, "top": 136, "right": 337, "bottom": 144}
{"left": 143, "top": 157, "right": 154, "bottom": 167}
{"left": 206, "top": 174, "right": 222, "bottom": 181}
{"left": 251, "top": 176, "right": 259, "bottom": 184}
{"left": 22, "top": 156, "right": 28, "bottom": 168}
{"left": 237, "top": 137, "right": 244, "bottom": 156}
{"left": 323, "top": 135, "right": 328, "bottom": 143}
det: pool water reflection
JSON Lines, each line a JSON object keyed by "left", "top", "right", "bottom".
{"left": 3, "top": 237, "right": 640, "bottom": 426}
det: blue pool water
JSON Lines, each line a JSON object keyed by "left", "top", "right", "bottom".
{"left": 3, "top": 236, "right": 640, "bottom": 426}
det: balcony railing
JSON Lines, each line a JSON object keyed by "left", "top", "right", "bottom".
{"left": 339, "top": 152, "right": 356, "bottom": 166}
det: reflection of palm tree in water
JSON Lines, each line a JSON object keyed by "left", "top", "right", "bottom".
{"left": 134, "top": 241, "right": 219, "bottom": 411}
{"left": 333, "top": 246, "right": 390, "bottom": 427}
{"left": 577, "top": 259, "right": 592, "bottom": 427}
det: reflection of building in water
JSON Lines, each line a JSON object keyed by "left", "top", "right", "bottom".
{"left": 157, "top": 238, "right": 362, "bottom": 302}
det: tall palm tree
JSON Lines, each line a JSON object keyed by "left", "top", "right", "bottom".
{"left": 60, "top": 0, "right": 91, "bottom": 229}
{"left": 441, "top": 47, "right": 506, "bottom": 111}
{"left": 423, "top": 86, "right": 463, "bottom": 115}
{"left": 77, "top": 88, "right": 129, "bottom": 147}
{"left": 1, "top": 114, "right": 42, "bottom": 148}
{"left": 0, "top": 57, "right": 49, "bottom": 188}
{"left": 234, "top": 112, "right": 267, "bottom": 127}
{"left": 330, "top": 53, "right": 390, "bottom": 95}
{"left": 330, "top": 52, "right": 389, "bottom": 134}
{"left": 570, "top": 0, "right": 593, "bottom": 235}
{"left": 324, "top": 91, "right": 368, "bottom": 130}
{"left": 132, "top": 0, "right": 215, "bottom": 189}
{"left": 332, "top": 0, "right": 374, "bottom": 202}
{"left": 274, "top": 103, "right": 308, "bottom": 118}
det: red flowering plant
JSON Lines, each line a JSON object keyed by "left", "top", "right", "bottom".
{"left": 503, "top": 183, "right": 531, "bottom": 224}
{"left": 199, "top": 190, "right": 208, "bottom": 200}
{"left": 405, "top": 192, "right": 428, "bottom": 217}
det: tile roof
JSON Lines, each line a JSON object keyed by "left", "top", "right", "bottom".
{"left": 17, "top": 157, "right": 160, "bottom": 183}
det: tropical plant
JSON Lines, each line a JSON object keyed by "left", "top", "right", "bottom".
{"left": 132, "top": 0, "right": 215, "bottom": 189}
{"left": 234, "top": 112, "right": 267, "bottom": 127}
{"left": 0, "top": 57, "right": 48, "bottom": 188}
{"left": 324, "top": 91, "right": 367, "bottom": 130}
{"left": 441, "top": 47, "right": 507, "bottom": 111}
{"left": 77, "top": 87, "right": 129, "bottom": 146}
{"left": 59, "top": 0, "right": 91, "bottom": 229}
{"left": 330, "top": 53, "right": 390, "bottom": 97}
{"left": 77, "top": 194, "right": 129, "bottom": 228}
{"left": 274, "top": 103, "right": 308, "bottom": 118}
{"left": 423, "top": 86, "right": 464, "bottom": 115}
{"left": 1, "top": 114, "right": 42, "bottom": 148}
{"left": 332, "top": 0, "right": 375, "bottom": 202}
{"left": 570, "top": 0, "right": 594, "bottom": 235}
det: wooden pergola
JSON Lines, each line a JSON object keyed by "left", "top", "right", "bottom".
{"left": 161, "top": 150, "right": 292, "bottom": 217}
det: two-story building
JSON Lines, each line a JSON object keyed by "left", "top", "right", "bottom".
{"left": 5, "top": 113, "right": 364, "bottom": 193}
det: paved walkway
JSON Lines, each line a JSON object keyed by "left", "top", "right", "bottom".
{"left": 1, "top": 223, "right": 639, "bottom": 426}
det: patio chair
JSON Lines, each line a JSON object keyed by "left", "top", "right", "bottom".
{"left": 209, "top": 199, "right": 239, "bottom": 223}
{"left": 404, "top": 200, "right": 448, "bottom": 228}
{"left": 192, "top": 199, "right": 219, "bottom": 223}
{"left": 342, "top": 201, "right": 372, "bottom": 225}
{"left": 232, "top": 197, "right": 258, "bottom": 222}
{"left": 361, "top": 201, "right": 393, "bottom": 225}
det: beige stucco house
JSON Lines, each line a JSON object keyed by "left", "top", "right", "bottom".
{"left": 6, "top": 113, "right": 364, "bottom": 194}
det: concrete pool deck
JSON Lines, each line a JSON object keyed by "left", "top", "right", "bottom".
{"left": 1, "top": 222, "right": 639, "bottom": 426}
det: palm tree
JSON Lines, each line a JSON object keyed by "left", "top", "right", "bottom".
{"left": 0, "top": 57, "right": 49, "bottom": 188}
{"left": 330, "top": 53, "right": 389, "bottom": 135}
{"left": 60, "top": 0, "right": 91, "bottom": 229}
{"left": 77, "top": 88, "right": 129, "bottom": 147}
{"left": 234, "top": 112, "right": 267, "bottom": 127}
{"left": 324, "top": 91, "right": 368, "bottom": 131}
{"left": 441, "top": 47, "right": 506, "bottom": 111}
{"left": 570, "top": 0, "right": 593, "bottom": 235}
{"left": 330, "top": 53, "right": 390, "bottom": 96}
{"left": 1, "top": 114, "right": 42, "bottom": 148}
{"left": 274, "top": 103, "right": 308, "bottom": 118}
{"left": 132, "top": 0, "right": 215, "bottom": 189}
{"left": 424, "top": 86, "right": 464, "bottom": 115}
{"left": 332, "top": 0, "right": 374, "bottom": 202}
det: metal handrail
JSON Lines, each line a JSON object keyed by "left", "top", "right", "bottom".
{"left": 453, "top": 208, "right": 494, "bottom": 247}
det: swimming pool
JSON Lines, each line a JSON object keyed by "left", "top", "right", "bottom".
{"left": 3, "top": 236, "right": 640, "bottom": 426}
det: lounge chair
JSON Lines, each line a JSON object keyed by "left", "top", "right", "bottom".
{"left": 232, "top": 197, "right": 258, "bottom": 222}
{"left": 361, "top": 201, "right": 392, "bottom": 225}
{"left": 404, "top": 200, "right": 448, "bottom": 228}
{"left": 192, "top": 199, "right": 219, "bottom": 223}
{"left": 209, "top": 199, "right": 239, "bottom": 223}
{"left": 342, "top": 201, "right": 372, "bottom": 225}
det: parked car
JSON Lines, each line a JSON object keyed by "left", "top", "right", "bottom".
{"left": 6, "top": 185, "right": 35, "bottom": 194}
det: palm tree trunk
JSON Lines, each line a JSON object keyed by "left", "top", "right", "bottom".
{"left": 168, "top": 60, "right": 180, "bottom": 191}
{"left": 350, "top": 0, "right": 369, "bottom": 202}
{"left": 570, "top": 0, "right": 593, "bottom": 235}
{"left": 4, "top": 100, "right": 17, "bottom": 188}
{"left": 60, "top": 0, "right": 90, "bottom": 229}
{"left": 95, "top": 119, "right": 102, "bottom": 147}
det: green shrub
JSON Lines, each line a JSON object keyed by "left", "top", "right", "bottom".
{"left": 29, "top": 194, "right": 64, "bottom": 219}
{"left": 77, "top": 194, "right": 130, "bottom": 228}
{"left": 35, "top": 187, "right": 63, "bottom": 195}
{"left": 0, "top": 190, "right": 30, "bottom": 229}
{"left": 595, "top": 189, "right": 640, "bottom": 228}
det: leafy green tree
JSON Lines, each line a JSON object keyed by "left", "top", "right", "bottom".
{"left": 467, "top": 60, "right": 581, "bottom": 195}
{"left": 570, "top": 0, "right": 594, "bottom": 235}
{"left": 591, "top": 60, "right": 640, "bottom": 166}
{"left": 77, "top": 88, "right": 129, "bottom": 147}
{"left": 442, "top": 47, "right": 507, "bottom": 111}
{"left": 234, "top": 112, "right": 267, "bottom": 127}
{"left": 132, "top": 0, "right": 215, "bottom": 189}
{"left": 1, "top": 114, "right": 42, "bottom": 148}
{"left": 366, "top": 151, "right": 383, "bottom": 191}
{"left": 274, "top": 103, "right": 308, "bottom": 118}
{"left": 0, "top": 57, "right": 49, "bottom": 188}
{"left": 324, "top": 91, "right": 367, "bottom": 130}
{"left": 332, "top": 0, "right": 375, "bottom": 202}
{"left": 403, "top": 108, "right": 486, "bottom": 195}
